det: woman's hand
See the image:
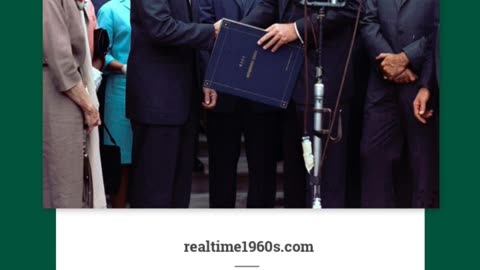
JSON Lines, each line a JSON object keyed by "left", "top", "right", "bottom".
{"left": 64, "top": 81, "right": 101, "bottom": 133}
{"left": 83, "top": 106, "right": 101, "bottom": 134}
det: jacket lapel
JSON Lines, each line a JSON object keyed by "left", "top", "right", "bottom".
{"left": 243, "top": 0, "right": 259, "bottom": 17}
{"left": 399, "top": 0, "right": 409, "bottom": 10}
{"left": 279, "top": 0, "right": 289, "bottom": 19}
{"left": 234, "top": 0, "right": 243, "bottom": 10}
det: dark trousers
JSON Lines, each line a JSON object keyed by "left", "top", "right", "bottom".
{"left": 207, "top": 104, "right": 280, "bottom": 208}
{"left": 360, "top": 83, "right": 439, "bottom": 208}
{"left": 282, "top": 101, "right": 352, "bottom": 208}
{"left": 130, "top": 115, "right": 197, "bottom": 208}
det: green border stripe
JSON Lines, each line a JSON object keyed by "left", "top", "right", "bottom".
{"left": 1, "top": 2, "right": 55, "bottom": 270}
{"left": 426, "top": 0, "right": 480, "bottom": 269}
{"left": 1, "top": 1, "right": 478, "bottom": 270}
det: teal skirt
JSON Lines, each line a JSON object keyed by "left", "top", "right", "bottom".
{"left": 103, "top": 74, "right": 132, "bottom": 164}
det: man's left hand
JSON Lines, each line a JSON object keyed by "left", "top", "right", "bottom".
{"left": 214, "top": 19, "right": 223, "bottom": 39}
{"left": 202, "top": 87, "right": 218, "bottom": 110}
{"left": 258, "top": 23, "right": 298, "bottom": 52}
{"left": 376, "top": 52, "right": 410, "bottom": 80}
{"left": 413, "top": 87, "right": 434, "bottom": 124}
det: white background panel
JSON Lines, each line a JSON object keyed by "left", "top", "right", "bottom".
{"left": 57, "top": 210, "right": 424, "bottom": 270}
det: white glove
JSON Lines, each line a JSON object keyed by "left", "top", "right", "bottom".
{"left": 91, "top": 67, "right": 103, "bottom": 91}
{"left": 121, "top": 64, "right": 127, "bottom": 75}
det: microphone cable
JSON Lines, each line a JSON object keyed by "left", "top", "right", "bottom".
{"left": 320, "top": 0, "right": 363, "bottom": 169}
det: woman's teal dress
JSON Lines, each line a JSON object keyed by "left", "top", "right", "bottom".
{"left": 97, "top": 0, "right": 132, "bottom": 164}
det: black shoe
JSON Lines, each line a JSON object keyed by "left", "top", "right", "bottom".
{"left": 193, "top": 158, "right": 205, "bottom": 173}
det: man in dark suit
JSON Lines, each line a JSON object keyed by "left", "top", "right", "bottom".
{"left": 127, "top": 0, "right": 222, "bottom": 208}
{"left": 198, "top": 0, "right": 281, "bottom": 208}
{"left": 412, "top": 25, "right": 440, "bottom": 208}
{"left": 360, "top": 0, "right": 439, "bottom": 208}
{"left": 242, "top": 0, "right": 360, "bottom": 208}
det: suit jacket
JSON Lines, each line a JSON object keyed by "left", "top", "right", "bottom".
{"left": 361, "top": 0, "right": 438, "bottom": 102}
{"left": 126, "top": 0, "right": 215, "bottom": 125}
{"left": 198, "top": 0, "right": 277, "bottom": 112}
{"left": 242, "top": 0, "right": 360, "bottom": 105}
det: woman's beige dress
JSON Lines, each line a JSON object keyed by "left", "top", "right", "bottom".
{"left": 43, "top": 0, "right": 88, "bottom": 208}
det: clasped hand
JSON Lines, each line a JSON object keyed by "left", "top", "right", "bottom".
{"left": 377, "top": 52, "right": 417, "bottom": 84}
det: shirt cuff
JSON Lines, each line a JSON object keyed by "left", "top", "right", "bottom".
{"left": 294, "top": 22, "right": 304, "bottom": 44}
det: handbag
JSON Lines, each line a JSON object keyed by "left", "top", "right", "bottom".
{"left": 93, "top": 28, "right": 110, "bottom": 59}
{"left": 100, "top": 124, "right": 122, "bottom": 195}
{"left": 83, "top": 129, "right": 94, "bottom": 208}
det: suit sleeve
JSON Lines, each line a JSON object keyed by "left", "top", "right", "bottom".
{"left": 402, "top": 36, "right": 427, "bottom": 72}
{"left": 198, "top": 0, "right": 216, "bottom": 24}
{"left": 402, "top": 1, "right": 439, "bottom": 72}
{"left": 241, "top": 0, "right": 278, "bottom": 28}
{"left": 137, "top": 0, "right": 215, "bottom": 50}
{"left": 418, "top": 40, "right": 433, "bottom": 89}
{"left": 43, "top": 0, "right": 83, "bottom": 92}
{"left": 419, "top": 26, "right": 438, "bottom": 91}
{"left": 97, "top": 4, "right": 117, "bottom": 66}
{"left": 294, "top": 15, "right": 315, "bottom": 45}
{"left": 197, "top": 0, "right": 216, "bottom": 79}
{"left": 360, "top": 0, "right": 394, "bottom": 61}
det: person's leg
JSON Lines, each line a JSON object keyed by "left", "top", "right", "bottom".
{"left": 282, "top": 103, "right": 308, "bottom": 208}
{"left": 192, "top": 110, "right": 206, "bottom": 173}
{"left": 398, "top": 86, "right": 439, "bottom": 208}
{"left": 243, "top": 109, "right": 280, "bottom": 208}
{"left": 345, "top": 97, "right": 364, "bottom": 208}
{"left": 130, "top": 122, "right": 181, "bottom": 208}
{"left": 111, "top": 165, "right": 130, "bottom": 208}
{"left": 320, "top": 102, "right": 352, "bottom": 208}
{"left": 360, "top": 93, "right": 403, "bottom": 208}
{"left": 207, "top": 110, "right": 242, "bottom": 208}
{"left": 172, "top": 112, "right": 200, "bottom": 208}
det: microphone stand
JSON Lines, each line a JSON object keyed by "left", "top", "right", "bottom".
{"left": 299, "top": 0, "right": 344, "bottom": 209}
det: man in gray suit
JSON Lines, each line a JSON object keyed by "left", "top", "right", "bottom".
{"left": 360, "top": 0, "right": 439, "bottom": 208}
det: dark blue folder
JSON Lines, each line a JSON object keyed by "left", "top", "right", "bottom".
{"left": 203, "top": 19, "right": 304, "bottom": 109}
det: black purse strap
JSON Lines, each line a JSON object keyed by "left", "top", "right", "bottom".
{"left": 103, "top": 123, "right": 118, "bottom": 146}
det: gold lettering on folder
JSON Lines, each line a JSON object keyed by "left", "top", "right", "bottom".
{"left": 246, "top": 50, "right": 258, "bottom": 79}
{"left": 239, "top": 56, "right": 246, "bottom": 68}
